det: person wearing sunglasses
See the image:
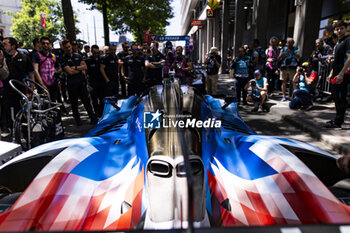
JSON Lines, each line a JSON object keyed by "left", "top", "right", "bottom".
{"left": 86, "top": 45, "right": 104, "bottom": 117}
{"left": 100, "top": 43, "right": 119, "bottom": 97}
{"left": 121, "top": 43, "right": 146, "bottom": 96}
{"left": 32, "top": 37, "right": 60, "bottom": 102}
{"left": 145, "top": 42, "right": 165, "bottom": 87}
{"left": 117, "top": 42, "right": 129, "bottom": 98}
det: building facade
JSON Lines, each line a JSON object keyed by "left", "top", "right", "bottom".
{"left": 181, "top": 0, "right": 350, "bottom": 73}
{"left": 0, "top": 0, "right": 22, "bottom": 38}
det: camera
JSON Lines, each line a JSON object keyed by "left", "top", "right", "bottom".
{"left": 250, "top": 80, "right": 256, "bottom": 87}
{"left": 297, "top": 67, "right": 303, "bottom": 74}
{"left": 209, "top": 53, "right": 216, "bottom": 59}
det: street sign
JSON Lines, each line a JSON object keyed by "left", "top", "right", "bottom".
{"left": 157, "top": 36, "right": 189, "bottom": 41}
{"left": 41, "top": 13, "right": 46, "bottom": 28}
{"left": 157, "top": 36, "right": 190, "bottom": 47}
{"left": 150, "top": 34, "right": 157, "bottom": 41}
{"left": 191, "top": 20, "right": 202, "bottom": 27}
{"left": 207, "top": 9, "right": 214, "bottom": 18}
{"left": 207, "top": 0, "right": 219, "bottom": 10}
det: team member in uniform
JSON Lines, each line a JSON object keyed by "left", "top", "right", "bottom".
{"left": 60, "top": 40, "right": 97, "bottom": 126}
{"left": 117, "top": 42, "right": 129, "bottom": 98}
{"left": 145, "top": 42, "right": 165, "bottom": 87}
{"left": 3, "top": 37, "right": 35, "bottom": 130}
{"left": 86, "top": 45, "right": 104, "bottom": 117}
{"left": 100, "top": 44, "right": 119, "bottom": 96}
{"left": 121, "top": 44, "right": 146, "bottom": 96}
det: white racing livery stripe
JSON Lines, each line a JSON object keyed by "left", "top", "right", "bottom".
{"left": 280, "top": 227, "right": 302, "bottom": 233}
{"left": 340, "top": 226, "right": 350, "bottom": 233}
{"left": 254, "top": 176, "right": 299, "bottom": 221}
{"left": 248, "top": 139, "right": 315, "bottom": 176}
{"left": 36, "top": 141, "right": 99, "bottom": 179}
{"left": 212, "top": 157, "right": 300, "bottom": 222}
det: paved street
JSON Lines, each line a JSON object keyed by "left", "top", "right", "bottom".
{"left": 217, "top": 74, "right": 341, "bottom": 155}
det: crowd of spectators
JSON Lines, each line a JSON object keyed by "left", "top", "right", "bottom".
{"left": 0, "top": 36, "right": 210, "bottom": 131}
{"left": 229, "top": 20, "right": 349, "bottom": 129}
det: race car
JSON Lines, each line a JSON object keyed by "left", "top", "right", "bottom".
{"left": 0, "top": 79, "right": 349, "bottom": 232}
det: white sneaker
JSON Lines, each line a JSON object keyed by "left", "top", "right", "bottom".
{"left": 258, "top": 106, "right": 263, "bottom": 112}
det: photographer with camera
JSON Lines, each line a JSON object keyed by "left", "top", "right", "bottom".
{"left": 278, "top": 37, "right": 300, "bottom": 102}
{"left": 204, "top": 47, "right": 221, "bottom": 96}
{"left": 289, "top": 62, "right": 318, "bottom": 110}
{"left": 244, "top": 69, "right": 269, "bottom": 112}
{"left": 310, "top": 38, "right": 332, "bottom": 71}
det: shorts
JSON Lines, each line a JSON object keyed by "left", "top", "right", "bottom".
{"left": 249, "top": 94, "right": 261, "bottom": 102}
{"left": 280, "top": 68, "right": 296, "bottom": 81}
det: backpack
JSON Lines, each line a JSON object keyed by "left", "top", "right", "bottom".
{"left": 38, "top": 52, "right": 56, "bottom": 86}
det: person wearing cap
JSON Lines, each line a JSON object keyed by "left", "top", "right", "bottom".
{"left": 205, "top": 47, "right": 221, "bottom": 95}
{"left": 289, "top": 62, "right": 318, "bottom": 110}
{"left": 244, "top": 69, "right": 269, "bottom": 112}
{"left": 231, "top": 46, "right": 252, "bottom": 105}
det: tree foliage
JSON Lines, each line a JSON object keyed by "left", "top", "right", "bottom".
{"left": 6, "top": 0, "right": 78, "bottom": 47}
{"left": 78, "top": 0, "right": 174, "bottom": 44}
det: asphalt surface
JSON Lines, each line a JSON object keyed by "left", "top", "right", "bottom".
{"left": 237, "top": 100, "right": 338, "bottom": 155}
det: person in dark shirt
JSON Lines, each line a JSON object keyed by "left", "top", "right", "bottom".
{"left": 86, "top": 45, "right": 104, "bottom": 117}
{"left": 100, "top": 44, "right": 119, "bottom": 97}
{"left": 60, "top": 39, "right": 97, "bottom": 126}
{"left": 205, "top": 47, "right": 221, "bottom": 95}
{"left": 29, "top": 38, "right": 41, "bottom": 60}
{"left": 82, "top": 45, "right": 91, "bottom": 60}
{"left": 325, "top": 20, "right": 350, "bottom": 129}
{"left": 163, "top": 46, "right": 175, "bottom": 78}
{"left": 145, "top": 42, "right": 165, "bottom": 87}
{"left": 3, "top": 37, "right": 35, "bottom": 129}
{"left": 121, "top": 44, "right": 146, "bottom": 96}
{"left": 117, "top": 42, "right": 129, "bottom": 98}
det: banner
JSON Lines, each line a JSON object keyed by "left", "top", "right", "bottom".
{"left": 41, "top": 13, "right": 46, "bottom": 28}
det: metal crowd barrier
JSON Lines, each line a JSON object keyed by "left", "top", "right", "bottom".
{"left": 317, "top": 61, "right": 332, "bottom": 95}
